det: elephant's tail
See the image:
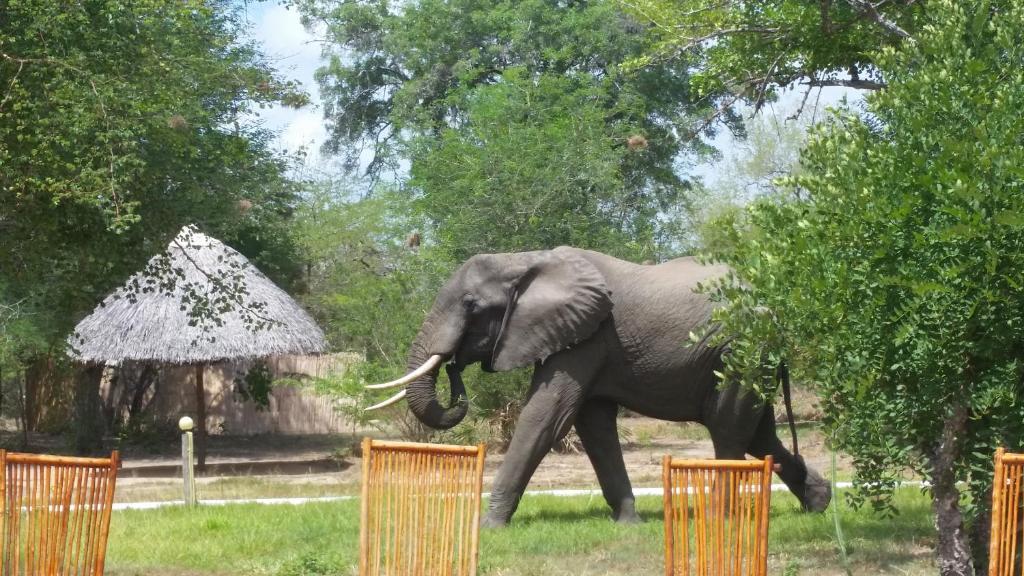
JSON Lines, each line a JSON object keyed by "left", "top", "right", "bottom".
{"left": 779, "top": 362, "right": 799, "bottom": 457}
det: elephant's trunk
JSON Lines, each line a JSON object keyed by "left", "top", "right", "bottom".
{"left": 405, "top": 334, "right": 468, "bottom": 430}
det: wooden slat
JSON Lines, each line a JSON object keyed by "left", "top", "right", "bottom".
{"left": 3, "top": 454, "right": 114, "bottom": 468}
{"left": 989, "top": 447, "right": 1024, "bottom": 576}
{"left": 359, "top": 438, "right": 486, "bottom": 576}
{"left": 667, "top": 459, "right": 767, "bottom": 471}
{"left": 364, "top": 439, "right": 484, "bottom": 455}
{"left": 663, "top": 455, "right": 773, "bottom": 576}
{"left": 0, "top": 450, "right": 119, "bottom": 575}
{"left": 997, "top": 452, "right": 1024, "bottom": 464}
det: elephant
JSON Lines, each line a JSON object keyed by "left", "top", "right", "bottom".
{"left": 366, "top": 246, "right": 831, "bottom": 527}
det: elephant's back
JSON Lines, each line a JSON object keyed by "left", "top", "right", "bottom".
{"left": 589, "top": 253, "right": 726, "bottom": 358}
{"left": 602, "top": 255, "right": 728, "bottom": 311}
{"left": 654, "top": 256, "right": 729, "bottom": 288}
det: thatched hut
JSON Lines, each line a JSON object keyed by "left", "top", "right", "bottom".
{"left": 69, "top": 225, "right": 327, "bottom": 465}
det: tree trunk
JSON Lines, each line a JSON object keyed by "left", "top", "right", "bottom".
{"left": 73, "top": 363, "right": 105, "bottom": 454}
{"left": 17, "top": 368, "right": 27, "bottom": 449}
{"left": 930, "top": 401, "right": 973, "bottom": 576}
{"left": 969, "top": 483, "right": 992, "bottom": 576}
{"left": 24, "top": 356, "right": 42, "bottom": 431}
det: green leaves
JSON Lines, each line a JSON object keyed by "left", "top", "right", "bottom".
{"left": 703, "top": 0, "right": 1024, "bottom": 546}
{"left": 301, "top": 0, "right": 708, "bottom": 261}
{"left": 409, "top": 68, "right": 656, "bottom": 261}
{"left": 623, "top": 0, "right": 920, "bottom": 114}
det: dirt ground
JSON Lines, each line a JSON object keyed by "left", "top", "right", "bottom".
{"left": 103, "top": 412, "right": 845, "bottom": 503}
{"left": 3, "top": 385, "right": 844, "bottom": 502}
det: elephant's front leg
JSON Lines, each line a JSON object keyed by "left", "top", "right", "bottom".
{"left": 483, "top": 351, "right": 597, "bottom": 528}
{"left": 575, "top": 397, "right": 640, "bottom": 523}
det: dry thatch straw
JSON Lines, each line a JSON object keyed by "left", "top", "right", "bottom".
{"left": 69, "top": 225, "right": 326, "bottom": 364}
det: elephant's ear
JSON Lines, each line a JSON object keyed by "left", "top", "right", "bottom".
{"left": 491, "top": 248, "right": 612, "bottom": 371}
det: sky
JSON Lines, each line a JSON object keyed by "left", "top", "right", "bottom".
{"left": 244, "top": 2, "right": 864, "bottom": 186}
{"left": 245, "top": 2, "right": 329, "bottom": 160}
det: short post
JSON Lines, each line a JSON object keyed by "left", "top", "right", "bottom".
{"left": 179, "top": 416, "right": 197, "bottom": 507}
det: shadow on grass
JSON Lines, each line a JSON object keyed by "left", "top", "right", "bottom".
{"left": 504, "top": 506, "right": 664, "bottom": 527}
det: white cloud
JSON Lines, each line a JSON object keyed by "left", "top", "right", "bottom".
{"left": 246, "top": 3, "right": 329, "bottom": 162}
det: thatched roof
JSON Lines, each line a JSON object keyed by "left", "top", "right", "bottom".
{"left": 69, "top": 225, "right": 326, "bottom": 364}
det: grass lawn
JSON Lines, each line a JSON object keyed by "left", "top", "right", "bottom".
{"left": 106, "top": 488, "right": 936, "bottom": 576}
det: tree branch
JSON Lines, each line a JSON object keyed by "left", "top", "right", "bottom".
{"left": 685, "top": 91, "right": 743, "bottom": 140}
{"left": 0, "top": 59, "right": 24, "bottom": 113}
{"left": 843, "top": 0, "right": 915, "bottom": 40}
{"left": 752, "top": 51, "right": 789, "bottom": 113}
{"left": 803, "top": 77, "right": 887, "bottom": 90}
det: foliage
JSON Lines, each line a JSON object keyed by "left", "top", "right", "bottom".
{"left": 623, "top": 0, "right": 922, "bottom": 117}
{"left": 234, "top": 361, "right": 275, "bottom": 410}
{"left": 409, "top": 68, "right": 683, "bottom": 262}
{"left": 702, "top": 1, "right": 1024, "bottom": 570}
{"left": 296, "top": 0, "right": 713, "bottom": 261}
{"left": 293, "top": 182, "right": 450, "bottom": 440}
{"left": 0, "top": 0, "right": 306, "bottom": 376}
{"left": 294, "top": 182, "right": 450, "bottom": 365}
{"left": 308, "top": 361, "right": 433, "bottom": 442}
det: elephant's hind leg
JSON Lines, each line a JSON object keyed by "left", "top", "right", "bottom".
{"left": 746, "top": 408, "right": 831, "bottom": 512}
{"left": 575, "top": 397, "right": 640, "bottom": 523}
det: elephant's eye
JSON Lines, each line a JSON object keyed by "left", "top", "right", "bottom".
{"left": 462, "top": 295, "right": 479, "bottom": 312}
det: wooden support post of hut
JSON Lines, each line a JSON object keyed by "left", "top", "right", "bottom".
{"left": 68, "top": 225, "right": 326, "bottom": 467}
{"left": 195, "top": 365, "right": 207, "bottom": 469}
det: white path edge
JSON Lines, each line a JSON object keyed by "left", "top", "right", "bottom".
{"left": 113, "top": 481, "right": 929, "bottom": 512}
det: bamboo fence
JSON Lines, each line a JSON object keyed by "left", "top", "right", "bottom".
{"left": 360, "top": 438, "right": 486, "bottom": 576}
{"left": 989, "top": 447, "right": 1024, "bottom": 576}
{"left": 662, "top": 456, "right": 773, "bottom": 576}
{"left": 0, "top": 450, "right": 120, "bottom": 575}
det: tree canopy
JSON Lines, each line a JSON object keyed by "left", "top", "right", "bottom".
{"left": 0, "top": 0, "right": 306, "bottom": 366}
{"left": 297, "top": 0, "right": 716, "bottom": 261}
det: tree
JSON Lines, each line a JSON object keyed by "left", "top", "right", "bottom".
{"left": 296, "top": 0, "right": 715, "bottom": 261}
{"left": 0, "top": 0, "right": 306, "bottom": 441}
{"left": 702, "top": 2, "right": 1024, "bottom": 574}
{"left": 295, "top": 182, "right": 449, "bottom": 365}
{"left": 622, "top": 0, "right": 923, "bottom": 123}
{"left": 409, "top": 68, "right": 681, "bottom": 262}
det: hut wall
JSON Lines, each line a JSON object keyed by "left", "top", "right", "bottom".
{"left": 150, "top": 353, "right": 360, "bottom": 436}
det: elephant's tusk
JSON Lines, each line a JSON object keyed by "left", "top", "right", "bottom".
{"left": 365, "top": 354, "right": 444, "bottom": 389}
{"left": 365, "top": 389, "right": 407, "bottom": 411}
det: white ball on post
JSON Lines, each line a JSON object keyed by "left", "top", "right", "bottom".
{"left": 180, "top": 415, "right": 197, "bottom": 506}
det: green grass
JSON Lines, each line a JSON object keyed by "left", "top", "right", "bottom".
{"left": 106, "top": 489, "right": 936, "bottom": 575}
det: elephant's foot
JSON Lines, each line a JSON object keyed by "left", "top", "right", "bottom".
{"left": 612, "top": 497, "right": 641, "bottom": 524}
{"left": 482, "top": 501, "right": 515, "bottom": 529}
{"left": 798, "top": 467, "right": 832, "bottom": 513}
{"left": 481, "top": 513, "right": 509, "bottom": 529}
{"left": 614, "top": 511, "right": 642, "bottom": 524}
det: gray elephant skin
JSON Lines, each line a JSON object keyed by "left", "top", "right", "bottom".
{"left": 387, "top": 246, "right": 831, "bottom": 527}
